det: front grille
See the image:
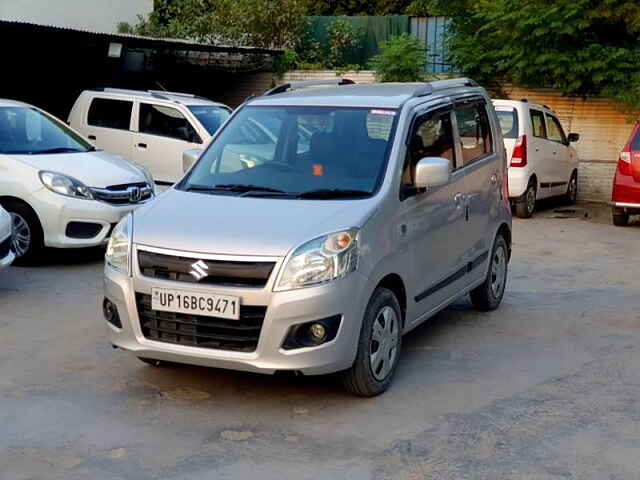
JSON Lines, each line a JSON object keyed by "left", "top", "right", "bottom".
{"left": 136, "top": 293, "right": 266, "bottom": 352}
{"left": 90, "top": 182, "right": 153, "bottom": 205}
{"left": 0, "top": 236, "right": 10, "bottom": 257}
{"left": 138, "top": 250, "right": 275, "bottom": 288}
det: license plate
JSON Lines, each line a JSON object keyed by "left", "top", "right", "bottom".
{"left": 151, "top": 287, "right": 240, "bottom": 320}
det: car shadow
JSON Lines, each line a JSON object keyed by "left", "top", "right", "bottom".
{"left": 34, "top": 246, "right": 105, "bottom": 267}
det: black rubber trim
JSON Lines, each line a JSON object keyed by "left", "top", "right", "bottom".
{"left": 415, "top": 250, "right": 489, "bottom": 302}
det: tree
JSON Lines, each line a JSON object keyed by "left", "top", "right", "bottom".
{"left": 307, "top": 0, "right": 413, "bottom": 16}
{"left": 370, "top": 34, "right": 426, "bottom": 82}
{"left": 427, "top": 0, "right": 640, "bottom": 115}
{"left": 119, "top": 0, "right": 308, "bottom": 49}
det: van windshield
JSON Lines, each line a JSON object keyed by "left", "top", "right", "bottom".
{"left": 179, "top": 106, "right": 397, "bottom": 199}
{"left": 0, "top": 107, "right": 93, "bottom": 155}
{"left": 188, "top": 105, "right": 231, "bottom": 135}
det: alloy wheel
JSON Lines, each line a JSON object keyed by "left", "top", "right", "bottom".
{"left": 11, "top": 213, "right": 31, "bottom": 257}
{"left": 370, "top": 306, "right": 400, "bottom": 381}
{"left": 526, "top": 186, "right": 536, "bottom": 215}
{"left": 490, "top": 245, "right": 507, "bottom": 299}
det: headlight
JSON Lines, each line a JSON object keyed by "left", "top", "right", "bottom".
{"left": 39, "top": 171, "right": 93, "bottom": 199}
{"left": 106, "top": 214, "right": 132, "bottom": 275}
{"left": 135, "top": 164, "right": 155, "bottom": 194}
{"left": 276, "top": 228, "right": 359, "bottom": 291}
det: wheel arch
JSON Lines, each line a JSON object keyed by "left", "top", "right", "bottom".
{"left": 496, "top": 222, "right": 512, "bottom": 260}
{"left": 374, "top": 273, "right": 407, "bottom": 327}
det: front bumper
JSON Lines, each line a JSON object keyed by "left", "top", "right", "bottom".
{"left": 103, "top": 247, "right": 368, "bottom": 376}
{"left": 28, "top": 188, "right": 151, "bottom": 249}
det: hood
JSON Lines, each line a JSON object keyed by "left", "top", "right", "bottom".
{"left": 133, "top": 189, "right": 377, "bottom": 257}
{"left": 0, "top": 207, "right": 10, "bottom": 240}
{"left": 10, "top": 151, "right": 145, "bottom": 188}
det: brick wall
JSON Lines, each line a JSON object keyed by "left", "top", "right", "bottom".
{"left": 282, "top": 70, "right": 628, "bottom": 203}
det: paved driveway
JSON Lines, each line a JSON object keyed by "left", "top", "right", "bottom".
{"left": 1, "top": 206, "right": 639, "bottom": 479}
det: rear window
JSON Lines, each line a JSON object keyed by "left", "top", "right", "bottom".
{"left": 496, "top": 109, "right": 519, "bottom": 139}
{"left": 631, "top": 129, "right": 640, "bottom": 150}
{"left": 87, "top": 98, "right": 132, "bottom": 130}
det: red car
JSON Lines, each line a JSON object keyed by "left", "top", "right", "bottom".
{"left": 612, "top": 123, "right": 640, "bottom": 226}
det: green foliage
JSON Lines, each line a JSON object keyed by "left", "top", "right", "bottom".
{"left": 122, "top": 0, "right": 308, "bottom": 48}
{"left": 326, "top": 18, "right": 363, "bottom": 68}
{"left": 273, "top": 50, "right": 298, "bottom": 78}
{"left": 307, "top": 0, "right": 413, "bottom": 15}
{"left": 429, "top": 0, "right": 640, "bottom": 116}
{"left": 370, "top": 34, "right": 426, "bottom": 82}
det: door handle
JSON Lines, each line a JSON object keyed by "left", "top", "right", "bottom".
{"left": 552, "top": 151, "right": 557, "bottom": 155}
{"left": 490, "top": 173, "right": 498, "bottom": 185}
{"left": 88, "top": 135, "right": 96, "bottom": 140}
{"left": 137, "top": 143, "right": 147, "bottom": 149}
{"left": 453, "top": 193, "right": 465, "bottom": 207}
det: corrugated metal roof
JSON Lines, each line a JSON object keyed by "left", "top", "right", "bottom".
{"left": 0, "top": 20, "right": 282, "bottom": 55}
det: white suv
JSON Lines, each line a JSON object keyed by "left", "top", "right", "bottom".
{"left": 0, "top": 205, "right": 15, "bottom": 270}
{"left": 69, "top": 89, "right": 231, "bottom": 185}
{"left": 493, "top": 100, "right": 580, "bottom": 217}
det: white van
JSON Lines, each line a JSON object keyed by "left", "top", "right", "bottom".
{"left": 492, "top": 100, "right": 580, "bottom": 217}
{"left": 69, "top": 89, "right": 231, "bottom": 185}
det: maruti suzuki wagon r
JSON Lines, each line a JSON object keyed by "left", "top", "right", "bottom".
{"left": 103, "top": 78, "right": 512, "bottom": 396}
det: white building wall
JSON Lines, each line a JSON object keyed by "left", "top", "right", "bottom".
{"left": 0, "top": 0, "right": 154, "bottom": 34}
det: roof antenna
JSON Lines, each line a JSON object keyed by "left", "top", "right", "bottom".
{"left": 155, "top": 81, "right": 168, "bottom": 92}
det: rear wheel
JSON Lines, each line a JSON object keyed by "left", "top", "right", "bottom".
{"left": 515, "top": 182, "right": 536, "bottom": 218}
{"left": 565, "top": 171, "right": 578, "bottom": 204}
{"left": 1, "top": 200, "right": 44, "bottom": 265}
{"left": 612, "top": 207, "right": 629, "bottom": 227}
{"left": 342, "top": 288, "right": 402, "bottom": 397}
{"left": 470, "top": 235, "right": 509, "bottom": 311}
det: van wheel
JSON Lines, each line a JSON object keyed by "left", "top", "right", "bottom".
{"left": 565, "top": 171, "right": 578, "bottom": 205}
{"left": 612, "top": 208, "right": 629, "bottom": 227}
{"left": 1, "top": 200, "right": 44, "bottom": 266}
{"left": 470, "top": 235, "right": 508, "bottom": 311}
{"left": 341, "top": 288, "right": 402, "bottom": 397}
{"left": 515, "top": 182, "right": 536, "bottom": 218}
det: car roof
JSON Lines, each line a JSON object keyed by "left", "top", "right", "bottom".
{"left": 493, "top": 98, "right": 553, "bottom": 113}
{"left": 249, "top": 82, "right": 484, "bottom": 109}
{"left": 0, "top": 98, "right": 33, "bottom": 108}
{"left": 84, "top": 88, "right": 229, "bottom": 109}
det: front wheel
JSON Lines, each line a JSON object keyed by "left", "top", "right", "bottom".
{"left": 470, "top": 235, "right": 509, "bottom": 311}
{"left": 1, "top": 200, "right": 44, "bottom": 265}
{"left": 565, "top": 171, "right": 578, "bottom": 205}
{"left": 341, "top": 288, "right": 402, "bottom": 397}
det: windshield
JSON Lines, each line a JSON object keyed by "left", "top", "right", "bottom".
{"left": 188, "top": 105, "right": 231, "bottom": 135}
{"left": 495, "top": 108, "right": 519, "bottom": 139}
{"left": 179, "top": 105, "right": 397, "bottom": 199}
{"left": 0, "top": 107, "right": 93, "bottom": 155}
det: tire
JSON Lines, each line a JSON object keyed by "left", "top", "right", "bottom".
{"left": 612, "top": 207, "right": 629, "bottom": 227}
{"left": 1, "top": 199, "right": 44, "bottom": 266}
{"left": 515, "top": 181, "right": 536, "bottom": 218}
{"left": 342, "top": 288, "right": 402, "bottom": 397}
{"left": 565, "top": 171, "right": 578, "bottom": 205}
{"left": 137, "top": 357, "right": 166, "bottom": 367}
{"left": 470, "top": 235, "right": 509, "bottom": 311}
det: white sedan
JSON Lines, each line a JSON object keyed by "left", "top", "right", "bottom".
{"left": 0, "top": 205, "right": 14, "bottom": 270}
{"left": 0, "top": 98, "right": 155, "bottom": 265}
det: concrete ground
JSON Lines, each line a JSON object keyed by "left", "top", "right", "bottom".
{"left": 1, "top": 203, "right": 639, "bottom": 479}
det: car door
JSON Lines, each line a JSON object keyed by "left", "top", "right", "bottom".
{"left": 453, "top": 97, "right": 501, "bottom": 285}
{"left": 84, "top": 97, "right": 134, "bottom": 160}
{"left": 398, "top": 104, "right": 469, "bottom": 321}
{"left": 132, "top": 102, "right": 203, "bottom": 184}
{"left": 545, "top": 113, "right": 572, "bottom": 192}
{"left": 528, "top": 108, "right": 554, "bottom": 198}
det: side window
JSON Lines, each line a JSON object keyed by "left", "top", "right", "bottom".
{"left": 454, "top": 101, "right": 494, "bottom": 166}
{"left": 139, "top": 103, "right": 200, "bottom": 143}
{"left": 87, "top": 98, "right": 132, "bottom": 130}
{"left": 530, "top": 109, "right": 547, "bottom": 138}
{"left": 546, "top": 114, "right": 567, "bottom": 144}
{"left": 402, "top": 110, "right": 456, "bottom": 188}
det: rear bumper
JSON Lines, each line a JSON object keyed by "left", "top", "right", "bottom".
{"left": 507, "top": 167, "right": 529, "bottom": 199}
{"left": 611, "top": 169, "right": 640, "bottom": 207}
{"left": 611, "top": 201, "right": 640, "bottom": 211}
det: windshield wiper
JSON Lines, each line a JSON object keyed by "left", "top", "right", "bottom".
{"left": 185, "top": 184, "right": 288, "bottom": 195}
{"left": 296, "top": 188, "right": 372, "bottom": 199}
{"left": 32, "top": 147, "right": 86, "bottom": 154}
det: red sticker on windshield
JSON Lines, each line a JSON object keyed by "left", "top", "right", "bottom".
{"left": 312, "top": 164, "right": 324, "bottom": 176}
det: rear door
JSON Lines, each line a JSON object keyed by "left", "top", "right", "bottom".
{"left": 453, "top": 97, "right": 500, "bottom": 284}
{"left": 85, "top": 97, "right": 134, "bottom": 160}
{"left": 528, "top": 108, "right": 554, "bottom": 197}
{"left": 545, "top": 113, "right": 572, "bottom": 191}
{"left": 132, "top": 102, "right": 204, "bottom": 184}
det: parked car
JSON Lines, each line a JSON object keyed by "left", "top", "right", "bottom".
{"left": 69, "top": 88, "right": 232, "bottom": 185}
{"left": 492, "top": 99, "right": 580, "bottom": 218}
{"left": 0, "top": 205, "right": 15, "bottom": 270}
{"left": 103, "top": 78, "right": 512, "bottom": 396}
{"left": 0, "top": 99, "right": 155, "bottom": 264}
{"left": 611, "top": 122, "right": 640, "bottom": 226}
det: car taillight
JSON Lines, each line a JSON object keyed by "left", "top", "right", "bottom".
{"left": 619, "top": 150, "right": 631, "bottom": 163}
{"left": 511, "top": 135, "right": 527, "bottom": 167}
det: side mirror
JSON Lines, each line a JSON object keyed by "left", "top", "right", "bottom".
{"left": 568, "top": 132, "right": 580, "bottom": 143}
{"left": 415, "top": 157, "right": 451, "bottom": 189}
{"left": 183, "top": 148, "right": 203, "bottom": 173}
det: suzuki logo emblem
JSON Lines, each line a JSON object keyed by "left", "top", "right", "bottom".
{"left": 127, "top": 186, "right": 142, "bottom": 203}
{"left": 189, "top": 260, "right": 209, "bottom": 281}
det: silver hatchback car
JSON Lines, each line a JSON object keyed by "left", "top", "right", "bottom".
{"left": 103, "top": 78, "right": 512, "bottom": 396}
